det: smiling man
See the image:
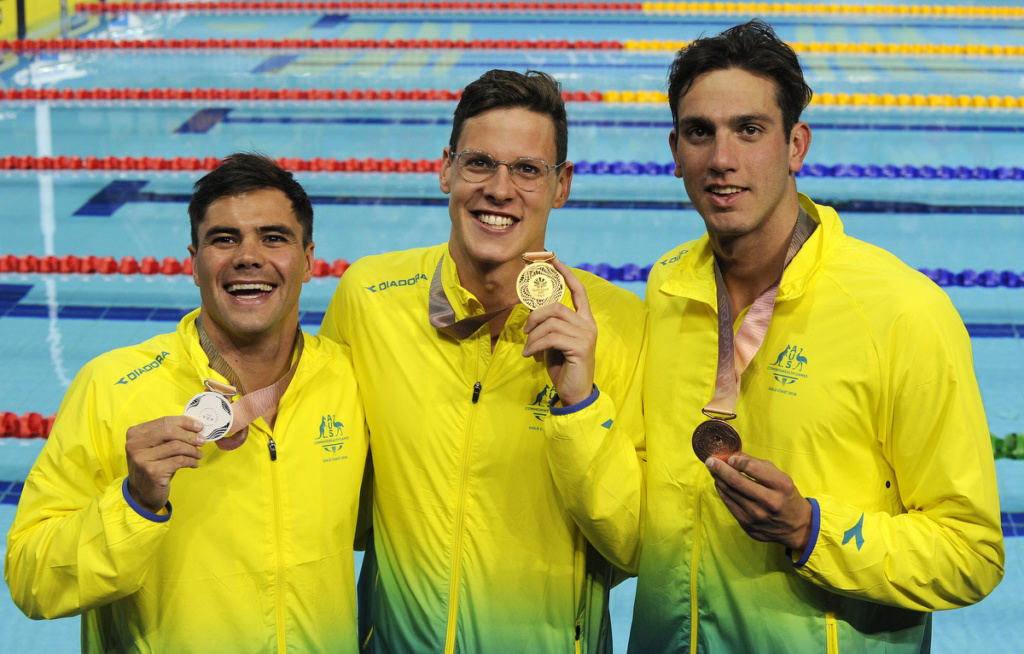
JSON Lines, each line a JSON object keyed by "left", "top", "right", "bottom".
{"left": 629, "top": 20, "right": 1004, "bottom": 653}
{"left": 320, "top": 69, "right": 645, "bottom": 653}
{"left": 6, "top": 153, "right": 367, "bottom": 653}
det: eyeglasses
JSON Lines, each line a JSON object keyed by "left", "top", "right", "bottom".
{"left": 452, "top": 149, "right": 566, "bottom": 192}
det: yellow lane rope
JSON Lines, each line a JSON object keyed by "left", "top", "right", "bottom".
{"left": 640, "top": 2, "right": 1024, "bottom": 19}
{"left": 602, "top": 90, "right": 1024, "bottom": 108}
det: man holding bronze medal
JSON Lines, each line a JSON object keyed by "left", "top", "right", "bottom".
{"left": 6, "top": 154, "right": 368, "bottom": 653}
{"left": 319, "top": 69, "right": 645, "bottom": 652}
{"left": 621, "top": 20, "right": 1005, "bottom": 653}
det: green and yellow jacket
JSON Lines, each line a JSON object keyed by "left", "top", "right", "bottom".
{"left": 6, "top": 310, "right": 367, "bottom": 653}
{"left": 321, "top": 244, "right": 645, "bottom": 654}
{"left": 628, "top": 196, "right": 1004, "bottom": 653}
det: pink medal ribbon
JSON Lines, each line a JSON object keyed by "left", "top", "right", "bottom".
{"left": 692, "top": 209, "right": 817, "bottom": 462}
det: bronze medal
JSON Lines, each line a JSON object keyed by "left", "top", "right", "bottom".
{"left": 692, "top": 418, "right": 742, "bottom": 462}
{"left": 517, "top": 252, "right": 565, "bottom": 310}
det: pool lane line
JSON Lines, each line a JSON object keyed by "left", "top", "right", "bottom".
{"left": 74, "top": 1, "right": 1024, "bottom": 21}
{"left": 6, "top": 157, "right": 1024, "bottom": 184}
{"left": 5, "top": 38, "right": 1024, "bottom": 58}
{"left": 5, "top": 88, "right": 1024, "bottom": 110}
{"left": 5, "top": 256, "right": 1024, "bottom": 291}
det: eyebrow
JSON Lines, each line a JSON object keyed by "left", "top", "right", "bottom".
{"left": 201, "top": 224, "right": 298, "bottom": 241}
{"left": 677, "top": 113, "right": 777, "bottom": 129}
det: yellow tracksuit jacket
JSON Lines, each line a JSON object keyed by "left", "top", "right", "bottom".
{"left": 628, "top": 196, "right": 1004, "bottom": 653}
{"left": 6, "top": 310, "right": 367, "bottom": 653}
{"left": 320, "top": 244, "right": 645, "bottom": 654}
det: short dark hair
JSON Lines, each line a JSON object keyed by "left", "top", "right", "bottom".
{"left": 667, "top": 20, "right": 813, "bottom": 139}
{"left": 449, "top": 69, "right": 568, "bottom": 165}
{"left": 188, "top": 153, "right": 313, "bottom": 247}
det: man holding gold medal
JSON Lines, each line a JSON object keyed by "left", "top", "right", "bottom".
{"left": 320, "top": 69, "right": 645, "bottom": 652}
{"left": 6, "top": 154, "right": 368, "bottom": 652}
{"left": 622, "top": 20, "right": 1004, "bottom": 653}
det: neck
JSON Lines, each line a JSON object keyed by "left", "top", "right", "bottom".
{"left": 447, "top": 246, "right": 523, "bottom": 315}
{"left": 200, "top": 313, "right": 299, "bottom": 392}
{"left": 711, "top": 210, "right": 798, "bottom": 318}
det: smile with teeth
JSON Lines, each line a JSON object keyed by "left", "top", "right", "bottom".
{"left": 709, "top": 186, "right": 745, "bottom": 196}
{"left": 226, "top": 282, "right": 275, "bottom": 296}
{"left": 475, "top": 212, "right": 517, "bottom": 229}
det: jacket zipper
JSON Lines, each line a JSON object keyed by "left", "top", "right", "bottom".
{"left": 826, "top": 611, "right": 838, "bottom": 654}
{"left": 444, "top": 379, "right": 484, "bottom": 653}
{"left": 268, "top": 432, "right": 286, "bottom": 653}
{"left": 690, "top": 472, "right": 705, "bottom": 653}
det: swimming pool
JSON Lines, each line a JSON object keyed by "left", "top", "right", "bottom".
{"left": 2, "top": 2, "right": 1023, "bottom": 651}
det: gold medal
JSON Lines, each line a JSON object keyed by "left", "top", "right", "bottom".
{"left": 517, "top": 251, "right": 565, "bottom": 310}
{"left": 692, "top": 418, "right": 742, "bottom": 462}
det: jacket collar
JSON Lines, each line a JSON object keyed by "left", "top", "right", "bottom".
{"left": 176, "top": 309, "right": 313, "bottom": 395}
{"left": 658, "top": 194, "right": 841, "bottom": 306}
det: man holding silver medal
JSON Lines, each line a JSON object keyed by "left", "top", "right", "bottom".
{"left": 319, "top": 69, "right": 645, "bottom": 652}
{"left": 6, "top": 153, "right": 368, "bottom": 652}
{"left": 618, "top": 20, "right": 1004, "bottom": 653}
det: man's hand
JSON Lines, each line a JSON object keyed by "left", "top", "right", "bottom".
{"left": 706, "top": 454, "right": 813, "bottom": 552}
{"left": 125, "top": 416, "right": 205, "bottom": 513}
{"left": 522, "top": 259, "right": 597, "bottom": 408}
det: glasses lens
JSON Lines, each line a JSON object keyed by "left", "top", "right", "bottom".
{"left": 511, "top": 158, "right": 552, "bottom": 191}
{"left": 457, "top": 151, "right": 495, "bottom": 183}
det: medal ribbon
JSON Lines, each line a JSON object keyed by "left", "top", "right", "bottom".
{"left": 204, "top": 335, "right": 304, "bottom": 441}
{"left": 703, "top": 209, "right": 817, "bottom": 418}
{"left": 428, "top": 255, "right": 518, "bottom": 340}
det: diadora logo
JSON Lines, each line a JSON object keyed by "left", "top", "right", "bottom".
{"left": 114, "top": 351, "right": 170, "bottom": 385}
{"left": 766, "top": 344, "right": 809, "bottom": 396}
{"left": 364, "top": 272, "right": 429, "bottom": 293}
{"left": 526, "top": 384, "right": 559, "bottom": 428}
{"left": 317, "top": 414, "right": 349, "bottom": 462}
{"left": 657, "top": 249, "right": 689, "bottom": 266}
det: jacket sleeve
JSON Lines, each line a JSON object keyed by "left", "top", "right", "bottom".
{"left": 792, "top": 299, "right": 1005, "bottom": 610}
{"left": 5, "top": 367, "right": 171, "bottom": 619}
{"left": 544, "top": 309, "right": 647, "bottom": 574}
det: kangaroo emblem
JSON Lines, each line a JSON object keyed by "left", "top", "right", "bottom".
{"left": 532, "top": 385, "right": 551, "bottom": 406}
{"left": 772, "top": 345, "right": 791, "bottom": 366}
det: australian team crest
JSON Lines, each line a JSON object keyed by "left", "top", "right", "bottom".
{"left": 317, "top": 415, "right": 347, "bottom": 454}
{"left": 766, "top": 344, "right": 809, "bottom": 396}
{"left": 526, "top": 384, "right": 559, "bottom": 424}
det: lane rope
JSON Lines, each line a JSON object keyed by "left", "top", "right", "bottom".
{"left": 2, "top": 253, "right": 1023, "bottom": 288}
{"left": 3, "top": 155, "right": 1024, "bottom": 181}
{"left": 3, "top": 87, "right": 1024, "bottom": 109}
{"left": 4, "top": 37, "right": 1024, "bottom": 57}
{"left": 73, "top": 1, "right": 1024, "bottom": 20}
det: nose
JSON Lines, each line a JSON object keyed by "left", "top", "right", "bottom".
{"left": 482, "top": 162, "right": 516, "bottom": 202}
{"left": 709, "top": 135, "right": 737, "bottom": 174}
{"left": 233, "top": 236, "right": 263, "bottom": 268}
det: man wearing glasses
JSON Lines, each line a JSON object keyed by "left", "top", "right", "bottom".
{"left": 320, "top": 69, "right": 645, "bottom": 653}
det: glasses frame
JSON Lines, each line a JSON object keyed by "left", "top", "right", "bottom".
{"left": 451, "top": 149, "right": 567, "bottom": 192}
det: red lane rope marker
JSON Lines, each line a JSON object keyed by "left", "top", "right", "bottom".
{"left": 0, "top": 412, "right": 56, "bottom": 439}
{"left": 0, "top": 155, "right": 443, "bottom": 172}
{"left": 77, "top": 1, "right": 643, "bottom": 12}
{"left": 0, "top": 87, "right": 605, "bottom": 103}
{"left": 0, "top": 37, "right": 623, "bottom": 53}
{"left": 0, "top": 253, "right": 352, "bottom": 278}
